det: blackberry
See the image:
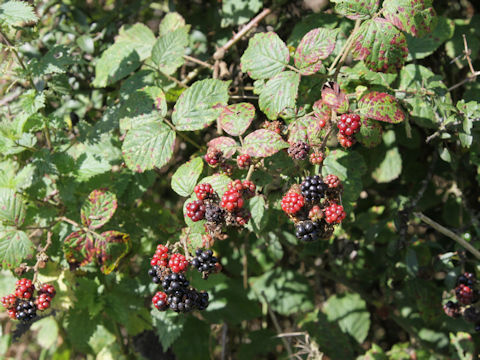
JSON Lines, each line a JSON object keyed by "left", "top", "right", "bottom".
{"left": 161, "top": 273, "right": 189, "bottom": 296}
{"left": 443, "top": 301, "right": 460, "bottom": 318}
{"left": 148, "top": 265, "right": 161, "bottom": 284}
{"left": 192, "top": 249, "right": 219, "bottom": 277}
{"left": 152, "top": 291, "right": 168, "bottom": 311}
{"left": 205, "top": 203, "right": 225, "bottom": 224}
{"left": 457, "top": 272, "right": 475, "bottom": 287}
{"left": 456, "top": 284, "right": 475, "bottom": 305}
{"left": 301, "top": 175, "right": 326, "bottom": 202}
{"left": 15, "top": 299, "right": 37, "bottom": 322}
{"left": 288, "top": 141, "right": 310, "bottom": 160}
{"left": 186, "top": 200, "right": 206, "bottom": 222}
{"left": 463, "top": 306, "right": 480, "bottom": 323}
{"left": 295, "top": 221, "right": 320, "bottom": 242}
{"left": 195, "top": 291, "right": 209, "bottom": 310}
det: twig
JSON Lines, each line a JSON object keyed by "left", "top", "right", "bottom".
{"left": 213, "top": 9, "right": 272, "bottom": 60}
{"left": 448, "top": 35, "right": 479, "bottom": 92}
{"left": 162, "top": 118, "right": 204, "bottom": 150}
{"left": 220, "top": 322, "right": 228, "bottom": 360}
{"left": 0, "top": 89, "right": 21, "bottom": 106}
{"left": 242, "top": 237, "right": 248, "bottom": 289}
{"left": 414, "top": 212, "right": 480, "bottom": 260}
{"left": 245, "top": 164, "right": 255, "bottom": 181}
{"left": 183, "top": 55, "right": 214, "bottom": 70}
{"left": 261, "top": 291, "right": 293, "bottom": 358}
{"left": 447, "top": 71, "right": 480, "bottom": 92}
{"left": 32, "top": 231, "right": 53, "bottom": 284}
{"left": 328, "top": 20, "right": 360, "bottom": 74}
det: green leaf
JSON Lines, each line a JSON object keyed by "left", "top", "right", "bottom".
{"left": 172, "top": 79, "right": 229, "bottom": 131}
{"left": 358, "top": 91, "right": 406, "bottom": 124}
{"left": 221, "top": 0, "right": 262, "bottom": 27}
{"left": 31, "top": 317, "right": 59, "bottom": 349}
{"left": 250, "top": 268, "right": 314, "bottom": 315}
{"left": 406, "top": 16, "right": 454, "bottom": 60}
{"left": 88, "top": 324, "right": 116, "bottom": 354}
{"left": 352, "top": 18, "right": 408, "bottom": 73}
{"left": 151, "top": 27, "right": 189, "bottom": 75}
{"left": 171, "top": 157, "right": 204, "bottom": 197}
{"left": 372, "top": 146, "right": 402, "bottom": 183}
{"left": 258, "top": 71, "right": 300, "bottom": 120}
{"left": 331, "top": 0, "right": 379, "bottom": 20}
{"left": 80, "top": 189, "right": 118, "bottom": 229}
{"left": 0, "top": 188, "right": 25, "bottom": 226}
{"left": 242, "top": 129, "right": 288, "bottom": 158}
{"left": 30, "top": 45, "right": 76, "bottom": 77}
{"left": 324, "top": 293, "right": 371, "bottom": 344}
{"left": 382, "top": 0, "right": 437, "bottom": 37}
{"left": 199, "top": 174, "right": 232, "bottom": 197}
{"left": 356, "top": 118, "right": 383, "bottom": 148}
{"left": 288, "top": 115, "right": 325, "bottom": 145}
{"left": 294, "top": 28, "right": 339, "bottom": 75}
{"left": 449, "top": 332, "right": 474, "bottom": 360}
{"left": 219, "top": 103, "right": 255, "bottom": 136}
{"left": 122, "top": 121, "right": 176, "bottom": 173}
{"left": 95, "top": 231, "right": 131, "bottom": 274}
{"left": 159, "top": 12, "right": 187, "bottom": 36}
{"left": 151, "top": 310, "right": 185, "bottom": 350}
{"left": 0, "top": 0, "right": 37, "bottom": 26}
{"left": 207, "top": 136, "right": 238, "bottom": 158}
{"left": 93, "top": 24, "right": 155, "bottom": 87}
{"left": 0, "top": 228, "right": 33, "bottom": 269}
{"left": 248, "top": 196, "right": 267, "bottom": 233}
{"left": 240, "top": 32, "right": 289, "bottom": 80}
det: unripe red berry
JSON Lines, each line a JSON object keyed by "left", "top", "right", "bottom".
{"left": 281, "top": 192, "right": 305, "bottom": 214}
{"left": 194, "top": 183, "right": 214, "bottom": 201}
{"left": 237, "top": 154, "right": 251, "bottom": 169}
{"left": 186, "top": 200, "right": 206, "bottom": 222}
{"left": 324, "top": 203, "right": 346, "bottom": 224}
{"left": 168, "top": 253, "right": 189, "bottom": 273}
{"left": 220, "top": 189, "right": 244, "bottom": 212}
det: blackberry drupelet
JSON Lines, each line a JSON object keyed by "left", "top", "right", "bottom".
{"left": 301, "top": 175, "right": 326, "bottom": 202}
{"left": 161, "top": 273, "right": 189, "bottom": 296}
{"left": 148, "top": 265, "right": 161, "bottom": 284}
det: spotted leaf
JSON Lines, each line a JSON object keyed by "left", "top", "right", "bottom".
{"left": 219, "top": 103, "right": 255, "bottom": 136}
{"left": 207, "top": 137, "right": 238, "bottom": 158}
{"left": 243, "top": 129, "right": 288, "bottom": 158}
{"left": 0, "top": 228, "right": 33, "bottom": 269}
{"left": 81, "top": 189, "right": 118, "bottom": 230}
{"left": 294, "top": 28, "right": 339, "bottom": 75}
{"left": 313, "top": 100, "right": 331, "bottom": 122}
{"left": 358, "top": 92, "right": 406, "bottom": 124}
{"left": 331, "top": 0, "right": 379, "bottom": 20}
{"left": 122, "top": 121, "right": 176, "bottom": 172}
{"left": 259, "top": 71, "right": 300, "bottom": 120}
{"left": 0, "top": 188, "right": 25, "bottom": 227}
{"left": 172, "top": 79, "right": 229, "bottom": 131}
{"left": 63, "top": 231, "right": 96, "bottom": 269}
{"left": 288, "top": 116, "right": 325, "bottom": 145}
{"left": 352, "top": 18, "right": 408, "bottom": 73}
{"left": 356, "top": 118, "right": 383, "bottom": 148}
{"left": 383, "top": 0, "right": 437, "bottom": 37}
{"left": 95, "top": 231, "right": 131, "bottom": 274}
{"left": 199, "top": 174, "right": 232, "bottom": 198}
{"left": 240, "top": 32, "right": 290, "bottom": 80}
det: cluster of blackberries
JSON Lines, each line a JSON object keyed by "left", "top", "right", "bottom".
{"left": 148, "top": 244, "right": 220, "bottom": 314}
{"left": 281, "top": 174, "right": 345, "bottom": 242}
{"left": 443, "top": 272, "right": 480, "bottom": 331}
{"left": 1, "top": 280, "right": 56, "bottom": 323}
{"left": 185, "top": 180, "right": 256, "bottom": 241}
{"left": 288, "top": 141, "right": 310, "bottom": 160}
{"left": 204, "top": 145, "right": 255, "bottom": 178}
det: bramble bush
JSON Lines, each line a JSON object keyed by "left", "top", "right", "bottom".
{"left": 0, "top": 0, "right": 480, "bottom": 358}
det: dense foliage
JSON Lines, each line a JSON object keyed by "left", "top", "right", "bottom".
{"left": 0, "top": 0, "right": 480, "bottom": 358}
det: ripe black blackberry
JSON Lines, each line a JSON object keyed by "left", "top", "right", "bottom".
{"left": 463, "top": 306, "right": 480, "bottom": 323}
{"left": 443, "top": 301, "right": 460, "bottom": 318}
{"left": 168, "top": 289, "right": 209, "bottom": 313}
{"left": 15, "top": 300, "right": 37, "bottom": 322}
{"left": 301, "top": 175, "right": 326, "bottom": 202}
{"left": 295, "top": 220, "right": 320, "bottom": 242}
{"left": 161, "top": 273, "right": 189, "bottom": 296}
{"left": 148, "top": 265, "right": 161, "bottom": 284}
{"left": 192, "top": 249, "right": 219, "bottom": 277}
{"left": 288, "top": 141, "right": 310, "bottom": 160}
{"left": 205, "top": 204, "right": 225, "bottom": 224}
{"left": 457, "top": 272, "right": 475, "bottom": 287}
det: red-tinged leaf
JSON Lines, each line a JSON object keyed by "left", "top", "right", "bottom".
{"left": 331, "top": 0, "right": 380, "bottom": 20}
{"left": 321, "top": 83, "right": 349, "bottom": 113}
{"left": 313, "top": 100, "right": 331, "bottom": 122}
{"left": 358, "top": 92, "right": 406, "bottom": 124}
{"left": 288, "top": 116, "right": 325, "bottom": 145}
{"left": 81, "top": 189, "right": 118, "bottom": 230}
{"left": 95, "top": 231, "right": 131, "bottom": 274}
{"left": 242, "top": 129, "right": 288, "bottom": 157}
{"left": 383, "top": 0, "right": 437, "bottom": 37}
{"left": 219, "top": 103, "right": 255, "bottom": 136}
{"left": 63, "top": 231, "right": 96, "bottom": 268}
{"left": 240, "top": 32, "right": 290, "bottom": 80}
{"left": 352, "top": 18, "right": 408, "bottom": 73}
{"left": 258, "top": 71, "right": 300, "bottom": 120}
{"left": 294, "top": 28, "right": 339, "bottom": 75}
{"left": 207, "top": 137, "right": 238, "bottom": 158}
{"left": 356, "top": 118, "right": 383, "bottom": 148}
